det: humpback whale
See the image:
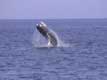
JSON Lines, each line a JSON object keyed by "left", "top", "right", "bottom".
{"left": 36, "top": 22, "right": 58, "bottom": 47}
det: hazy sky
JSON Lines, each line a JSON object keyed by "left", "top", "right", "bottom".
{"left": 0, "top": 0, "right": 107, "bottom": 19}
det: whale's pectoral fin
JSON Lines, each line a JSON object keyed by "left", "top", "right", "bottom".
{"left": 47, "top": 32, "right": 58, "bottom": 46}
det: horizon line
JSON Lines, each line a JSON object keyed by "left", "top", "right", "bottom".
{"left": 0, "top": 18, "right": 107, "bottom": 20}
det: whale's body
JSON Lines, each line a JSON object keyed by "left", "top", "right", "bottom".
{"left": 36, "top": 22, "right": 58, "bottom": 47}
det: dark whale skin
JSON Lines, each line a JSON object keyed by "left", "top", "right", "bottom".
{"left": 36, "top": 25, "right": 48, "bottom": 39}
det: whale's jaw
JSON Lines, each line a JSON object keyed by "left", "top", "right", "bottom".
{"left": 36, "top": 22, "right": 58, "bottom": 47}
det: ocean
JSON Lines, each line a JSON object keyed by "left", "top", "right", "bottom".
{"left": 0, "top": 19, "right": 107, "bottom": 80}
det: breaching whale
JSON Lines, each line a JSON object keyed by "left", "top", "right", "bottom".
{"left": 36, "top": 22, "right": 58, "bottom": 47}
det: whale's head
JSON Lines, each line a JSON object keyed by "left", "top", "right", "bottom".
{"left": 36, "top": 22, "right": 49, "bottom": 38}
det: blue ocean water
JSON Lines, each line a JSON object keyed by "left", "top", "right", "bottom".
{"left": 0, "top": 19, "right": 107, "bottom": 80}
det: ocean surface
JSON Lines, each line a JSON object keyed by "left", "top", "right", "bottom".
{"left": 0, "top": 19, "right": 107, "bottom": 80}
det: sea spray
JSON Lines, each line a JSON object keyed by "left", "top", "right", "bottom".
{"left": 49, "top": 29, "right": 72, "bottom": 47}
{"left": 32, "top": 28, "right": 48, "bottom": 47}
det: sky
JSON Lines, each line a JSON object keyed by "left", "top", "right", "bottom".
{"left": 0, "top": 0, "right": 107, "bottom": 19}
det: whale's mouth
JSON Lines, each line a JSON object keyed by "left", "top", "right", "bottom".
{"left": 36, "top": 22, "right": 58, "bottom": 47}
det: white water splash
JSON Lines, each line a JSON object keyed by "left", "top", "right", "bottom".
{"left": 49, "top": 29, "right": 72, "bottom": 48}
{"left": 32, "top": 28, "right": 47, "bottom": 47}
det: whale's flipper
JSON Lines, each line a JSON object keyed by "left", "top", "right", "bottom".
{"left": 47, "top": 32, "right": 58, "bottom": 47}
